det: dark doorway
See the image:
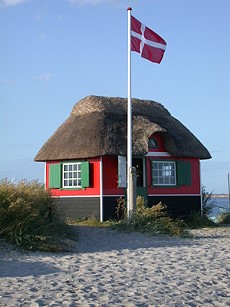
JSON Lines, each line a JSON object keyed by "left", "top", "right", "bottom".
{"left": 132, "top": 158, "right": 148, "bottom": 203}
{"left": 133, "top": 158, "right": 144, "bottom": 187}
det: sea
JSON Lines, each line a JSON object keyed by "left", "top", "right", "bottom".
{"left": 208, "top": 197, "right": 230, "bottom": 220}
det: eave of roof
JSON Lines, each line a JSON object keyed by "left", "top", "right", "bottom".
{"left": 34, "top": 95, "right": 211, "bottom": 162}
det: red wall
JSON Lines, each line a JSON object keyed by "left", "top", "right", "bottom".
{"left": 102, "top": 155, "right": 200, "bottom": 196}
{"left": 146, "top": 133, "right": 201, "bottom": 195}
{"left": 146, "top": 157, "right": 200, "bottom": 195}
{"left": 46, "top": 153, "right": 200, "bottom": 198}
{"left": 102, "top": 156, "right": 125, "bottom": 196}
{"left": 149, "top": 133, "right": 165, "bottom": 152}
{"left": 46, "top": 158, "right": 101, "bottom": 197}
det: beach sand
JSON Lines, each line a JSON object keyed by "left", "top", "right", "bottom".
{"left": 0, "top": 226, "right": 230, "bottom": 306}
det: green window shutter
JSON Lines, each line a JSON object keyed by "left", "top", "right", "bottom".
{"left": 177, "top": 161, "right": 191, "bottom": 186}
{"left": 49, "top": 163, "right": 62, "bottom": 188}
{"left": 81, "top": 161, "right": 90, "bottom": 188}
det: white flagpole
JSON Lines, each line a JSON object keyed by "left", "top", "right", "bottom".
{"left": 127, "top": 7, "right": 132, "bottom": 220}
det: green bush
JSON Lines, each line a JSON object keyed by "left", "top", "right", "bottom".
{"left": 202, "top": 185, "right": 216, "bottom": 216}
{"left": 217, "top": 211, "right": 230, "bottom": 224}
{"left": 0, "top": 179, "right": 73, "bottom": 251}
{"left": 115, "top": 197, "right": 126, "bottom": 220}
{"left": 113, "top": 196, "right": 186, "bottom": 237}
{"left": 184, "top": 211, "right": 217, "bottom": 229}
{"left": 180, "top": 186, "right": 218, "bottom": 229}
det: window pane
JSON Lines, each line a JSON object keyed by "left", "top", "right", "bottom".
{"left": 64, "top": 180, "right": 68, "bottom": 186}
{"left": 63, "top": 163, "right": 82, "bottom": 188}
{"left": 153, "top": 162, "right": 157, "bottom": 169}
{"left": 158, "top": 164, "right": 163, "bottom": 170}
{"left": 148, "top": 138, "right": 158, "bottom": 148}
{"left": 152, "top": 161, "right": 176, "bottom": 186}
{"left": 165, "top": 178, "right": 170, "bottom": 184}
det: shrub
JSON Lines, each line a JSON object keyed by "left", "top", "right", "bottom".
{"left": 184, "top": 211, "right": 217, "bottom": 229}
{"left": 180, "top": 186, "right": 218, "bottom": 228}
{"left": 216, "top": 211, "right": 230, "bottom": 224}
{"left": 202, "top": 185, "right": 216, "bottom": 216}
{"left": 67, "top": 216, "right": 111, "bottom": 227}
{"left": 113, "top": 196, "right": 186, "bottom": 237}
{"left": 115, "top": 197, "right": 126, "bottom": 220}
{"left": 0, "top": 179, "right": 73, "bottom": 251}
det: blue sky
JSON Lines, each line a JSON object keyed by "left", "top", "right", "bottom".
{"left": 0, "top": 0, "right": 229, "bottom": 193}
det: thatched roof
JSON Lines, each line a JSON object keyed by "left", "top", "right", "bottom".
{"left": 35, "top": 95, "right": 211, "bottom": 161}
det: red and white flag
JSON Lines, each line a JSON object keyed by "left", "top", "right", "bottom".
{"left": 131, "top": 15, "right": 166, "bottom": 64}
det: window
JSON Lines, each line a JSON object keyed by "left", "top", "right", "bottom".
{"left": 148, "top": 138, "right": 158, "bottom": 149}
{"left": 63, "top": 162, "right": 81, "bottom": 188}
{"left": 49, "top": 161, "right": 90, "bottom": 189}
{"left": 152, "top": 161, "right": 176, "bottom": 186}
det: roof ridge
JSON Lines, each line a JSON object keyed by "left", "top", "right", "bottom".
{"left": 71, "top": 95, "right": 171, "bottom": 117}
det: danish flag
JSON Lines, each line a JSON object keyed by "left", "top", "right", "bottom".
{"left": 131, "top": 15, "right": 166, "bottom": 64}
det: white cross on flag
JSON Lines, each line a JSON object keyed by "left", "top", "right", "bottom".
{"left": 131, "top": 15, "right": 166, "bottom": 64}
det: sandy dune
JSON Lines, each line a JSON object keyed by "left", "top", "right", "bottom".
{"left": 0, "top": 226, "right": 230, "bottom": 306}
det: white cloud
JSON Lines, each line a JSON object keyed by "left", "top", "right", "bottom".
{"left": 0, "top": 78, "right": 17, "bottom": 86}
{"left": 34, "top": 12, "right": 45, "bottom": 22}
{"left": 68, "top": 0, "right": 132, "bottom": 8}
{"left": 39, "top": 34, "right": 47, "bottom": 42}
{"left": 37, "top": 73, "right": 53, "bottom": 83}
{"left": 68, "top": 0, "right": 113, "bottom": 6}
{"left": 0, "top": 0, "right": 27, "bottom": 7}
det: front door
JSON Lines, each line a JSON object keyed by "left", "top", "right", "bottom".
{"left": 132, "top": 158, "right": 148, "bottom": 203}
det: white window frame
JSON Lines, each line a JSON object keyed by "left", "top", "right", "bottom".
{"left": 63, "top": 162, "right": 82, "bottom": 188}
{"left": 152, "top": 161, "right": 176, "bottom": 186}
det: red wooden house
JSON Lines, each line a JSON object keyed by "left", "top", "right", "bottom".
{"left": 35, "top": 95, "right": 211, "bottom": 221}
